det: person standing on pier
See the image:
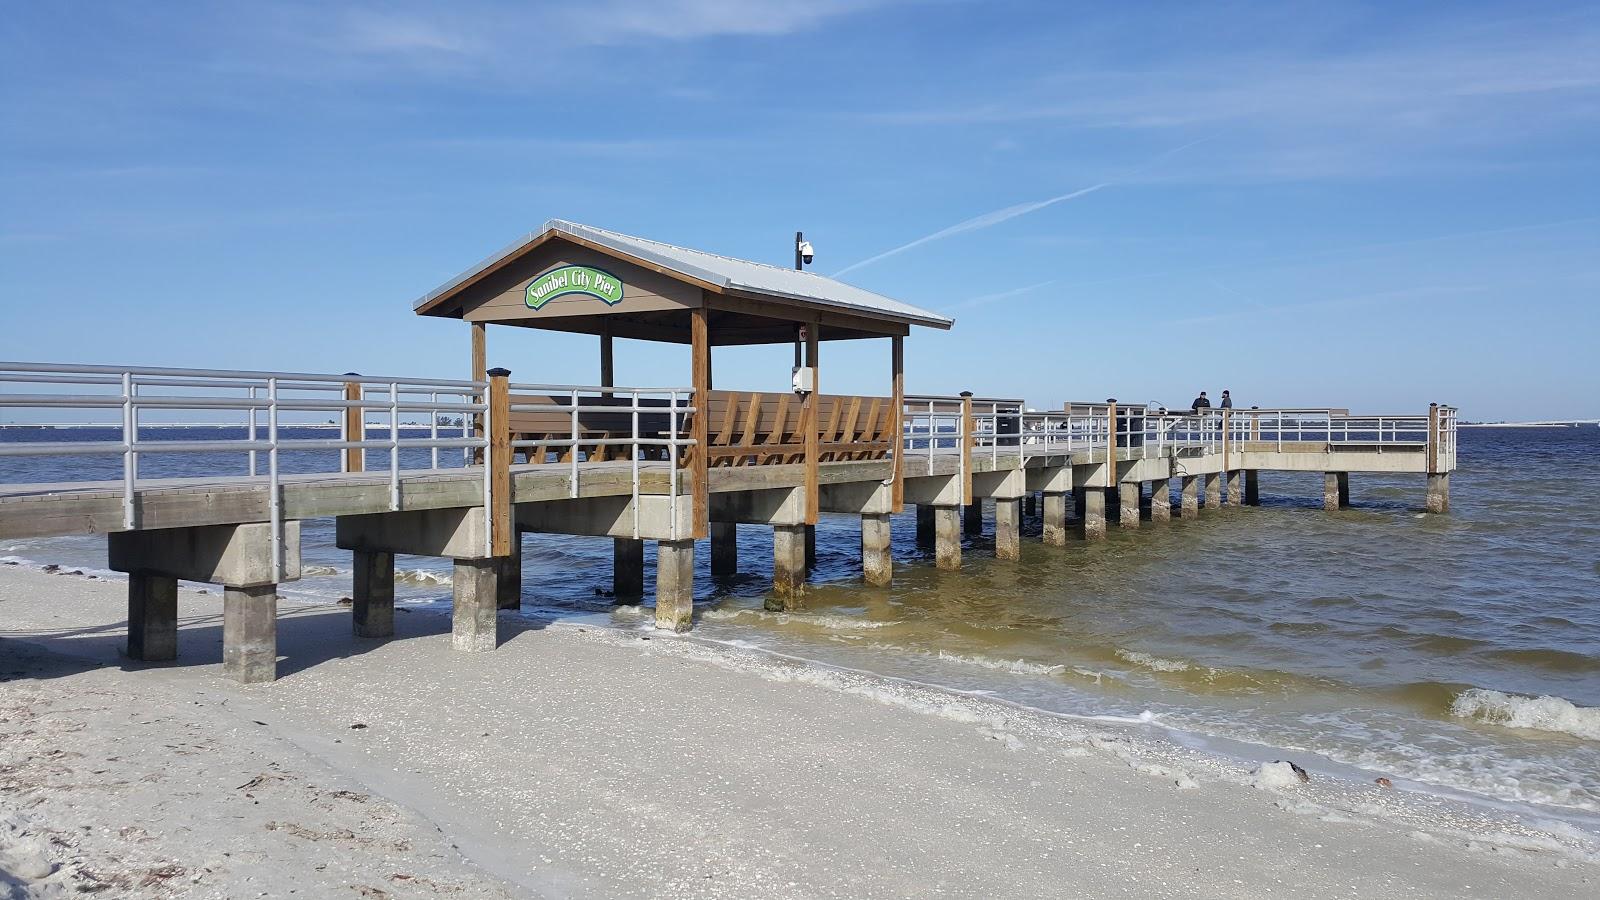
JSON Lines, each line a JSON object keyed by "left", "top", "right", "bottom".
{"left": 1220, "top": 390, "right": 1233, "bottom": 409}
{"left": 1190, "top": 391, "right": 1211, "bottom": 414}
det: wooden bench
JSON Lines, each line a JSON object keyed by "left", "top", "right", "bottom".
{"left": 696, "top": 390, "right": 896, "bottom": 467}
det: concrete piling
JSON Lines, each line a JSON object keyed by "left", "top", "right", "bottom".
{"left": 450, "top": 558, "right": 500, "bottom": 652}
{"left": 934, "top": 506, "right": 962, "bottom": 569}
{"left": 805, "top": 524, "right": 817, "bottom": 571}
{"left": 1323, "top": 473, "right": 1344, "bottom": 511}
{"left": 963, "top": 502, "right": 983, "bottom": 535}
{"left": 655, "top": 539, "right": 695, "bottom": 631}
{"left": 1041, "top": 492, "right": 1069, "bottom": 546}
{"left": 127, "top": 573, "right": 177, "bottom": 661}
{"left": 1244, "top": 470, "right": 1260, "bottom": 506}
{"left": 1024, "top": 493, "right": 1038, "bottom": 517}
{"left": 1426, "top": 473, "right": 1450, "bottom": 514}
{"left": 710, "top": 522, "right": 739, "bottom": 577}
{"left": 1203, "top": 472, "right": 1222, "bottom": 508}
{"left": 771, "top": 524, "right": 807, "bottom": 607}
{"left": 1226, "top": 471, "right": 1243, "bottom": 507}
{"left": 1081, "top": 488, "right": 1107, "bottom": 539}
{"left": 994, "top": 498, "right": 1021, "bottom": 560}
{"left": 915, "top": 505, "right": 935, "bottom": 547}
{"left": 614, "top": 538, "right": 644, "bottom": 601}
{"left": 222, "top": 584, "right": 278, "bottom": 684}
{"left": 1118, "top": 482, "right": 1141, "bottom": 529}
{"left": 352, "top": 549, "right": 395, "bottom": 638}
{"left": 1150, "top": 478, "right": 1172, "bottom": 522}
{"left": 494, "top": 537, "right": 522, "bottom": 611}
{"left": 1180, "top": 476, "right": 1199, "bottom": 517}
{"left": 861, "top": 513, "right": 893, "bottom": 586}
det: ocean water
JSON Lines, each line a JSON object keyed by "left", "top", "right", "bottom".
{"left": 3, "top": 426, "right": 1598, "bottom": 827}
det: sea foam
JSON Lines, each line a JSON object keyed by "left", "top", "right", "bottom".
{"left": 1450, "top": 689, "right": 1600, "bottom": 742}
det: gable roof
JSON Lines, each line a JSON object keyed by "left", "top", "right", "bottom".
{"left": 412, "top": 219, "right": 954, "bottom": 330}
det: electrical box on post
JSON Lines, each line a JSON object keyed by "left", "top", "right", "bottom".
{"left": 791, "top": 366, "right": 815, "bottom": 393}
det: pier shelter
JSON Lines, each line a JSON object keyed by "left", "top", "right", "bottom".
{"left": 409, "top": 219, "right": 953, "bottom": 629}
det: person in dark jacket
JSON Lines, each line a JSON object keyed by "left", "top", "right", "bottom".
{"left": 1220, "top": 390, "right": 1233, "bottom": 409}
{"left": 1190, "top": 391, "right": 1211, "bottom": 414}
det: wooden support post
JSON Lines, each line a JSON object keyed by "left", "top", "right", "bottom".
{"left": 599, "top": 327, "right": 614, "bottom": 395}
{"left": 915, "top": 504, "right": 935, "bottom": 547}
{"left": 803, "top": 322, "right": 820, "bottom": 527}
{"left": 614, "top": 538, "right": 645, "bottom": 600}
{"left": 1024, "top": 493, "right": 1038, "bottom": 517}
{"left": 691, "top": 302, "right": 711, "bottom": 539}
{"left": 804, "top": 524, "right": 817, "bottom": 571}
{"left": 1180, "top": 475, "right": 1199, "bottom": 517}
{"left": 1118, "top": 482, "right": 1141, "bottom": 528}
{"left": 495, "top": 535, "right": 522, "bottom": 611}
{"left": 1338, "top": 471, "right": 1351, "bottom": 508}
{"left": 223, "top": 584, "right": 277, "bottom": 684}
{"left": 934, "top": 506, "right": 961, "bottom": 570}
{"left": 1203, "top": 472, "right": 1222, "bottom": 508}
{"left": 861, "top": 513, "right": 892, "bottom": 586}
{"left": 771, "top": 524, "right": 807, "bottom": 607}
{"left": 487, "top": 368, "right": 512, "bottom": 556}
{"left": 1150, "top": 479, "right": 1172, "bottom": 522}
{"left": 1080, "top": 489, "right": 1107, "bottom": 540}
{"left": 710, "top": 522, "right": 738, "bottom": 577}
{"left": 343, "top": 378, "right": 364, "bottom": 473}
{"left": 127, "top": 573, "right": 177, "bottom": 661}
{"left": 994, "top": 498, "right": 1021, "bottom": 560}
{"left": 1244, "top": 470, "right": 1260, "bottom": 506}
{"left": 470, "top": 322, "right": 486, "bottom": 463}
{"left": 890, "top": 336, "right": 905, "bottom": 513}
{"left": 655, "top": 539, "right": 695, "bottom": 631}
{"left": 352, "top": 549, "right": 395, "bottom": 638}
{"left": 963, "top": 501, "right": 983, "bottom": 535}
{"left": 451, "top": 558, "right": 499, "bottom": 652}
{"left": 1042, "top": 492, "right": 1069, "bottom": 546}
{"left": 1426, "top": 473, "right": 1450, "bottom": 514}
{"left": 959, "top": 392, "right": 974, "bottom": 506}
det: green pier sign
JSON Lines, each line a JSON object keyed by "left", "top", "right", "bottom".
{"left": 525, "top": 265, "right": 624, "bottom": 310}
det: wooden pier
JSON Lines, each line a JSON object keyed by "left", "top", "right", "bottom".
{"left": 0, "top": 221, "right": 1458, "bottom": 683}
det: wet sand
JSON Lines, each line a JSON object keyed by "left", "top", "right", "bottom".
{"left": 1, "top": 565, "right": 1595, "bottom": 898}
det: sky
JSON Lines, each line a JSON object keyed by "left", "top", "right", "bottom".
{"left": 2, "top": 0, "right": 1597, "bottom": 421}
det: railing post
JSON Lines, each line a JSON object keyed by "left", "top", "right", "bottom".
{"left": 1427, "top": 403, "right": 1440, "bottom": 474}
{"left": 1221, "top": 407, "right": 1232, "bottom": 474}
{"left": 343, "top": 375, "right": 364, "bottom": 473}
{"left": 1105, "top": 398, "right": 1118, "bottom": 478}
{"left": 487, "top": 368, "right": 513, "bottom": 557}
{"left": 959, "top": 391, "right": 974, "bottom": 506}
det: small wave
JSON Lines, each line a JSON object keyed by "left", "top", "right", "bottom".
{"left": 1450, "top": 689, "right": 1600, "bottom": 741}
{"left": 300, "top": 564, "right": 343, "bottom": 577}
{"left": 1116, "top": 650, "right": 1191, "bottom": 673}
{"left": 935, "top": 650, "right": 1066, "bottom": 677}
{"left": 395, "top": 569, "right": 451, "bottom": 586}
{"left": 700, "top": 607, "right": 895, "bottom": 630}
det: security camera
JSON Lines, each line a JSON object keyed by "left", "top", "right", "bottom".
{"left": 797, "top": 240, "right": 814, "bottom": 265}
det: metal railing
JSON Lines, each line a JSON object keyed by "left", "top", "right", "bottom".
{"left": 0, "top": 361, "right": 488, "bottom": 580}
{"left": 504, "top": 384, "right": 696, "bottom": 540}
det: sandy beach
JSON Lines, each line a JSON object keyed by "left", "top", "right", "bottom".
{"left": 1, "top": 563, "right": 1595, "bottom": 899}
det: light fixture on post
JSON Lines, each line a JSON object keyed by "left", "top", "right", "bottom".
{"left": 795, "top": 231, "right": 814, "bottom": 270}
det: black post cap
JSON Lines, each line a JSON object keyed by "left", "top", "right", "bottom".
{"left": 486, "top": 367, "right": 512, "bottom": 377}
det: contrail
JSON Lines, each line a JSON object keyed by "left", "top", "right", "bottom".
{"left": 832, "top": 137, "right": 1211, "bottom": 278}
{"left": 833, "top": 184, "right": 1108, "bottom": 277}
